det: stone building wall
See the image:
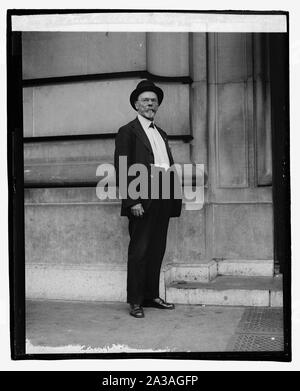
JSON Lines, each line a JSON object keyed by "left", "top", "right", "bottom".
{"left": 23, "top": 32, "right": 273, "bottom": 300}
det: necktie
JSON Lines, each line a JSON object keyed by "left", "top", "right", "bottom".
{"left": 149, "top": 122, "right": 155, "bottom": 129}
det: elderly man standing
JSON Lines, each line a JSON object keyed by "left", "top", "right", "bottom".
{"left": 114, "top": 80, "right": 182, "bottom": 318}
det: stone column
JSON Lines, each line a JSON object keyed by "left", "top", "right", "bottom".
{"left": 190, "top": 33, "right": 208, "bottom": 169}
{"left": 206, "top": 33, "right": 273, "bottom": 261}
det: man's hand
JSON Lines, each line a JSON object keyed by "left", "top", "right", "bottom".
{"left": 131, "top": 203, "right": 144, "bottom": 217}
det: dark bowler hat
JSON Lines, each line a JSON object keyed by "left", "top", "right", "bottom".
{"left": 130, "top": 79, "right": 164, "bottom": 110}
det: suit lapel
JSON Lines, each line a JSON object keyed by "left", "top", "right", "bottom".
{"left": 131, "top": 117, "right": 153, "bottom": 153}
{"left": 156, "top": 126, "right": 174, "bottom": 166}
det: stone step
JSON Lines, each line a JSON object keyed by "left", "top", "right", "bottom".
{"left": 166, "top": 275, "right": 283, "bottom": 307}
{"left": 217, "top": 259, "right": 274, "bottom": 277}
{"left": 164, "top": 259, "right": 274, "bottom": 285}
{"left": 26, "top": 263, "right": 281, "bottom": 305}
{"left": 164, "top": 261, "right": 218, "bottom": 284}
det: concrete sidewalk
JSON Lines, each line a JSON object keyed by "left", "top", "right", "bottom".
{"left": 25, "top": 299, "right": 284, "bottom": 353}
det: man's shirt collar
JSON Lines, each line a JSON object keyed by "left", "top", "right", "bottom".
{"left": 137, "top": 114, "right": 155, "bottom": 130}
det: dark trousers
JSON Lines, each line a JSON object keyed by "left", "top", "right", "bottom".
{"left": 127, "top": 199, "right": 172, "bottom": 304}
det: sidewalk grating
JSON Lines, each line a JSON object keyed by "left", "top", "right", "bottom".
{"left": 226, "top": 307, "right": 284, "bottom": 351}
{"left": 227, "top": 334, "right": 283, "bottom": 351}
{"left": 235, "top": 307, "right": 283, "bottom": 334}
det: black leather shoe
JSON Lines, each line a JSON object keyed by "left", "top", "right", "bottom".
{"left": 143, "top": 298, "right": 175, "bottom": 310}
{"left": 129, "top": 304, "right": 144, "bottom": 318}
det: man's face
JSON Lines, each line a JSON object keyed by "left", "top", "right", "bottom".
{"left": 135, "top": 91, "right": 159, "bottom": 121}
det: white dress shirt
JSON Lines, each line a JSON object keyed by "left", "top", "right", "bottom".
{"left": 137, "top": 114, "right": 170, "bottom": 170}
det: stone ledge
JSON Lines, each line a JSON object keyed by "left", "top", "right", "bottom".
{"left": 167, "top": 286, "right": 269, "bottom": 306}
{"left": 26, "top": 264, "right": 283, "bottom": 306}
{"left": 166, "top": 275, "right": 283, "bottom": 307}
{"left": 24, "top": 187, "right": 193, "bottom": 205}
{"left": 25, "top": 187, "right": 107, "bottom": 204}
{"left": 168, "top": 275, "right": 282, "bottom": 291}
{"left": 217, "top": 259, "right": 274, "bottom": 277}
{"left": 164, "top": 261, "right": 217, "bottom": 284}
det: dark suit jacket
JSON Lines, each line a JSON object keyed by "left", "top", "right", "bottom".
{"left": 114, "top": 117, "right": 182, "bottom": 217}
